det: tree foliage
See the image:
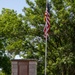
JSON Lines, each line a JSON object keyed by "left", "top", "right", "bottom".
{"left": 0, "top": 8, "right": 22, "bottom": 75}
{"left": 0, "top": 0, "right": 75, "bottom": 75}
{"left": 0, "top": 50, "right": 11, "bottom": 75}
{"left": 22, "top": 0, "right": 75, "bottom": 75}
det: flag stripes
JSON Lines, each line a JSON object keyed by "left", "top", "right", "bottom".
{"left": 44, "top": 3, "right": 50, "bottom": 38}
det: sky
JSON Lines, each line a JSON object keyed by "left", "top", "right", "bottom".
{"left": 0, "top": 0, "right": 28, "bottom": 14}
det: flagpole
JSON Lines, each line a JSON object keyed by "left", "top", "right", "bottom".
{"left": 45, "top": 36, "right": 47, "bottom": 75}
{"left": 45, "top": 0, "right": 48, "bottom": 75}
{"left": 44, "top": 0, "right": 50, "bottom": 75}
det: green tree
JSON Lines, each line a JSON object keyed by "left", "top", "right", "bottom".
{"left": 22, "top": 0, "right": 75, "bottom": 75}
{"left": 0, "top": 8, "right": 23, "bottom": 56}
{"left": 0, "top": 50, "right": 11, "bottom": 75}
{"left": 0, "top": 0, "right": 75, "bottom": 75}
{"left": 0, "top": 8, "right": 23, "bottom": 75}
{"left": 49, "top": 0, "right": 75, "bottom": 75}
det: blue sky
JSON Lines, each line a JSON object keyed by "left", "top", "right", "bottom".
{"left": 0, "top": 0, "right": 28, "bottom": 14}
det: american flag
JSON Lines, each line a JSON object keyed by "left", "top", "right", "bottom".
{"left": 44, "top": 3, "right": 50, "bottom": 38}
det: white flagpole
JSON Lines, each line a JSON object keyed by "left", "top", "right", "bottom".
{"left": 45, "top": 0, "right": 48, "bottom": 75}
{"left": 45, "top": 36, "right": 47, "bottom": 75}
{"left": 45, "top": 0, "right": 50, "bottom": 75}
